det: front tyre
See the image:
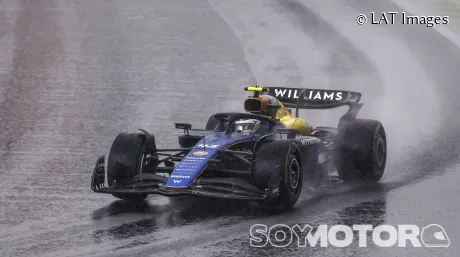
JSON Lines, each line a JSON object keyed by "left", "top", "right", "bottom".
{"left": 253, "top": 141, "right": 303, "bottom": 210}
{"left": 107, "top": 132, "right": 150, "bottom": 203}
{"left": 107, "top": 132, "right": 146, "bottom": 186}
{"left": 279, "top": 152, "right": 303, "bottom": 208}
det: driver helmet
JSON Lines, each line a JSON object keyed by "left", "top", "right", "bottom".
{"left": 244, "top": 95, "right": 280, "bottom": 119}
{"left": 234, "top": 119, "right": 261, "bottom": 134}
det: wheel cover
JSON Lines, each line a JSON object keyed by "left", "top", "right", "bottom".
{"left": 376, "top": 137, "right": 385, "bottom": 166}
{"left": 289, "top": 158, "right": 300, "bottom": 189}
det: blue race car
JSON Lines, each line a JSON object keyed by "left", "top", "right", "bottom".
{"left": 91, "top": 86, "right": 387, "bottom": 210}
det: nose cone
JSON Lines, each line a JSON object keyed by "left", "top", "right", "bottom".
{"left": 165, "top": 148, "right": 219, "bottom": 187}
{"left": 165, "top": 133, "right": 253, "bottom": 188}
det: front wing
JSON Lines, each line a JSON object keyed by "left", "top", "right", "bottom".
{"left": 91, "top": 156, "right": 280, "bottom": 201}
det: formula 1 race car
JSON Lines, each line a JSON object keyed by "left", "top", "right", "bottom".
{"left": 91, "top": 86, "right": 387, "bottom": 210}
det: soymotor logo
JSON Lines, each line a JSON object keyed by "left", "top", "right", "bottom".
{"left": 250, "top": 224, "right": 450, "bottom": 248}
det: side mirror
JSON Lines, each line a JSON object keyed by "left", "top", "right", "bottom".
{"left": 175, "top": 123, "right": 192, "bottom": 134}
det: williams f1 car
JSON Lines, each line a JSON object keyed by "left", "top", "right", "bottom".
{"left": 91, "top": 86, "right": 387, "bottom": 209}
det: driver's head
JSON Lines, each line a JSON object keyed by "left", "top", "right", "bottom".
{"left": 244, "top": 95, "right": 279, "bottom": 118}
{"left": 234, "top": 119, "right": 261, "bottom": 134}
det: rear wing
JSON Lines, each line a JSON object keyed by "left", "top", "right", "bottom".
{"left": 244, "top": 86, "right": 363, "bottom": 123}
{"left": 267, "top": 87, "right": 360, "bottom": 107}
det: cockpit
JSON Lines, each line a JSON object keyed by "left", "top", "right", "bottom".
{"left": 231, "top": 119, "right": 261, "bottom": 134}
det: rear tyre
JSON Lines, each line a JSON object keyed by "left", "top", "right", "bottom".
{"left": 253, "top": 141, "right": 303, "bottom": 210}
{"left": 334, "top": 119, "right": 387, "bottom": 182}
{"left": 107, "top": 133, "right": 147, "bottom": 202}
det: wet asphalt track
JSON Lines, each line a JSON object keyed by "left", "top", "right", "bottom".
{"left": 0, "top": 0, "right": 459, "bottom": 256}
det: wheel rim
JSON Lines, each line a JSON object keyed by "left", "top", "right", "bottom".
{"left": 376, "top": 137, "right": 385, "bottom": 166}
{"left": 289, "top": 158, "right": 300, "bottom": 189}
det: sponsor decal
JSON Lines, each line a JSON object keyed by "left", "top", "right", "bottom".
{"left": 181, "top": 166, "right": 200, "bottom": 170}
{"left": 173, "top": 167, "right": 196, "bottom": 171}
{"left": 193, "top": 151, "right": 208, "bottom": 156}
{"left": 299, "top": 138, "right": 321, "bottom": 146}
{"left": 175, "top": 169, "right": 198, "bottom": 172}
{"left": 181, "top": 160, "right": 202, "bottom": 164}
{"left": 197, "top": 144, "right": 219, "bottom": 148}
{"left": 180, "top": 163, "right": 199, "bottom": 166}
{"left": 274, "top": 88, "right": 344, "bottom": 101}
{"left": 185, "top": 156, "right": 205, "bottom": 160}
{"left": 170, "top": 175, "right": 191, "bottom": 179}
{"left": 171, "top": 171, "right": 195, "bottom": 175}
{"left": 178, "top": 164, "right": 199, "bottom": 168}
{"left": 173, "top": 180, "right": 182, "bottom": 183}
{"left": 179, "top": 163, "right": 201, "bottom": 167}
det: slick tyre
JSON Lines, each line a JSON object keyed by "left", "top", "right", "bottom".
{"left": 253, "top": 141, "right": 303, "bottom": 210}
{"left": 107, "top": 132, "right": 145, "bottom": 186}
{"left": 334, "top": 119, "right": 387, "bottom": 182}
